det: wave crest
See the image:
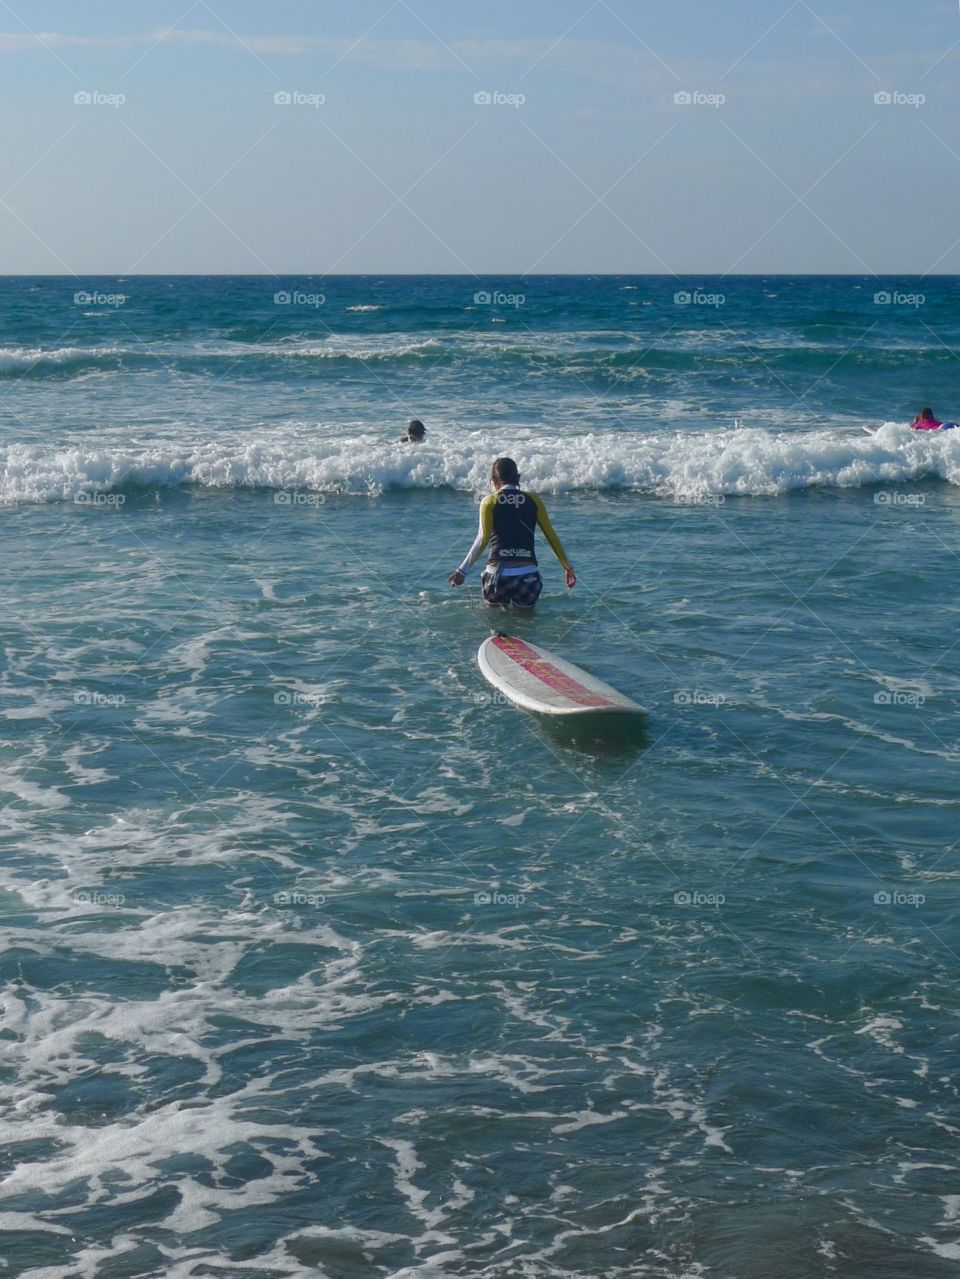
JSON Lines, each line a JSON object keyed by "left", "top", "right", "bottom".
{"left": 2, "top": 424, "right": 957, "bottom": 505}
{"left": 0, "top": 337, "right": 444, "bottom": 378}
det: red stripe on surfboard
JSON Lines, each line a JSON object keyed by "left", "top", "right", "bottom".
{"left": 491, "top": 635, "right": 619, "bottom": 709}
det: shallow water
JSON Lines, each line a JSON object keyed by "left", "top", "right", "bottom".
{"left": 1, "top": 277, "right": 959, "bottom": 1277}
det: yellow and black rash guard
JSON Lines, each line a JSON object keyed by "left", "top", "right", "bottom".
{"left": 456, "top": 486, "right": 572, "bottom": 576}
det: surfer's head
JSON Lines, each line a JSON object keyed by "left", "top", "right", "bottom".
{"left": 917, "top": 407, "right": 936, "bottom": 421}
{"left": 405, "top": 419, "right": 426, "bottom": 442}
{"left": 491, "top": 457, "right": 520, "bottom": 488}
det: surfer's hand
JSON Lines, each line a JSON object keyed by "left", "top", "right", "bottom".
{"left": 448, "top": 570, "right": 465, "bottom": 587}
{"left": 565, "top": 569, "right": 576, "bottom": 589}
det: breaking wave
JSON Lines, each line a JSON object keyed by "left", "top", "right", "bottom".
{"left": 2, "top": 423, "right": 957, "bottom": 505}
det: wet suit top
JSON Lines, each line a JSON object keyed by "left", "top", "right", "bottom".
{"left": 456, "top": 485, "right": 573, "bottom": 578}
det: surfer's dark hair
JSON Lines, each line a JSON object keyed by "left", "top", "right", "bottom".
{"left": 492, "top": 457, "right": 520, "bottom": 485}
{"left": 407, "top": 418, "right": 425, "bottom": 438}
{"left": 918, "top": 407, "right": 935, "bottom": 420}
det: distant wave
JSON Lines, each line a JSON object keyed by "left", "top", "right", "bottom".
{"left": 2, "top": 424, "right": 958, "bottom": 505}
{"left": 0, "top": 337, "right": 443, "bottom": 378}
{"left": 0, "top": 345, "right": 126, "bottom": 375}
{"left": 0, "top": 333, "right": 949, "bottom": 380}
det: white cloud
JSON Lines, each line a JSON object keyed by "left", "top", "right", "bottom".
{"left": 0, "top": 25, "right": 953, "bottom": 100}
{"left": 0, "top": 27, "right": 651, "bottom": 72}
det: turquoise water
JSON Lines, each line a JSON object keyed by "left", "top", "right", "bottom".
{"left": 2, "top": 277, "right": 960, "bottom": 1277}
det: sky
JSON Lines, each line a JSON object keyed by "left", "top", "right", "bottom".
{"left": 0, "top": 0, "right": 958, "bottom": 275}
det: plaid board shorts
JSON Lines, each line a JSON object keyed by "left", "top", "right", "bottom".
{"left": 481, "top": 567, "right": 544, "bottom": 608}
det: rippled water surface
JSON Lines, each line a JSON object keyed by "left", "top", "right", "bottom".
{"left": 1, "top": 277, "right": 959, "bottom": 1277}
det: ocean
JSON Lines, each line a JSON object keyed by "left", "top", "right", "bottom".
{"left": 1, "top": 275, "right": 959, "bottom": 1278}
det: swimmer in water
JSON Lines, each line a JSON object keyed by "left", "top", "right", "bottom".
{"left": 399, "top": 418, "right": 426, "bottom": 443}
{"left": 911, "top": 407, "right": 942, "bottom": 431}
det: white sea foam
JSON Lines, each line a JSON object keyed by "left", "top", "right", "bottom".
{"left": 856, "top": 1015, "right": 904, "bottom": 1052}
{"left": 1, "top": 422, "right": 957, "bottom": 506}
{"left": 0, "top": 345, "right": 125, "bottom": 373}
{"left": 380, "top": 1139, "right": 446, "bottom": 1229}
{"left": 921, "top": 1237, "right": 960, "bottom": 1261}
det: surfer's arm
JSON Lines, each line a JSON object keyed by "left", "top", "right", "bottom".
{"left": 455, "top": 496, "right": 494, "bottom": 576}
{"left": 531, "top": 494, "right": 573, "bottom": 573}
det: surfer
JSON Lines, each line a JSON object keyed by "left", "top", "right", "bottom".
{"left": 399, "top": 418, "right": 426, "bottom": 443}
{"left": 448, "top": 457, "right": 576, "bottom": 609}
{"left": 911, "top": 407, "right": 942, "bottom": 430}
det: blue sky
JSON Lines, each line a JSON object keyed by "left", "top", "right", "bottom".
{"left": 1, "top": 0, "right": 958, "bottom": 273}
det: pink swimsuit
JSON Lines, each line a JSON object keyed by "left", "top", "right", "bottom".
{"left": 912, "top": 419, "right": 942, "bottom": 430}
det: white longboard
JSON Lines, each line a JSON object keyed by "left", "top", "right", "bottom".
{"left": 477, "top": 633, "right": 642, "bottom": 717}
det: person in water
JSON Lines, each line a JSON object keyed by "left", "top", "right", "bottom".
{"left": 912, "top": 407, "right": 942, "bottom": 431}
{"left": 399, "top": 418, "right": 426, "bottom": 443}
{"left": 448, "top": 457, "right": 576, "bottom": 609}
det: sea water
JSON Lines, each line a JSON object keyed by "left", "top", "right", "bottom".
{"left": 1, "top": 276, "right": 959, "bottom": 1278}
